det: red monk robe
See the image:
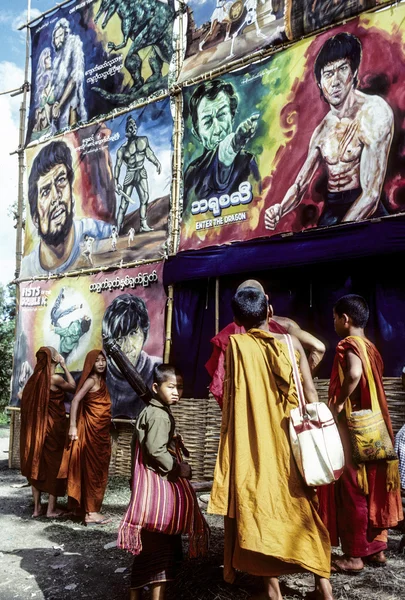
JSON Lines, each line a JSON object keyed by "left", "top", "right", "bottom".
{"left": 205, "top": 319, "right": 287, "bottom": 408}
{"left": 20, "top": 347, "right": 67, "bottom": 497}
{"left": 61, "top": 350, "right": 111, "bottom": 514}
{"left": 318, "top": 336, "right": 403, "bottom": 558}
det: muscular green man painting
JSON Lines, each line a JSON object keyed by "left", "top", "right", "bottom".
{"left": 115, "top": 115, "right": 161, "bottom": 233}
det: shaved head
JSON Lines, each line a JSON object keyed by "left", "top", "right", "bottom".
{"left": 236, "top": 279, "right": 265, "bottom": 294}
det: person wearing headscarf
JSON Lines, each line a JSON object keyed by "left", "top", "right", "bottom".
{"left": 62, "top": 350, "right": 112, "bottom": 524}
{"left": 20, "top": 346, "right": 76, "bottom": 517}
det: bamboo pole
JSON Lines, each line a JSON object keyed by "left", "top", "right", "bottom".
{"left": 169, "top": 4, "right": 185, "bottom": 257}
{"left": 18, "top": 0, "right": 77, "bottom": 30}
{"left": 15, "top": 0, "right": 31, "bottom": 280}
{"left": 13, "top": 256, "right": 164, "bottom": 285}
{"left": 170, "top": 4, "right": 185, "bottom": 255}
{"left": 164, "top": 285, "right": 174, "bottom": 362}
{"left": 0, "top": 86, "right": 26, "bottom": 97}
{"left": 215, "top": 277, "right": 219, "bottom": 335}
{"left": 174, "top": 1, "right": 186, "bottom": 83}
{"left": 9, "top": 0, "right": 31, "bottom": 468}
{"left": 170, "top": 91, "right": 183, "bottom": 255}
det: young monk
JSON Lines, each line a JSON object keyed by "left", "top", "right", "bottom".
{"left": 319, "top": 295, "right": 403, "bottom": 573}
{"left": 20, "top": 346, "right": 76, "bottom": 518}
{"left": 205, "top": 279, "right": 326, "bottom": 407}
{"left": 118, "top": 364, "right": 209, "bottom": 600}
{"left": 65, "top": 350, "right": 112, "bottom": 525}
{"left": 208, "top": 287, "right": 334, "bottom": 600}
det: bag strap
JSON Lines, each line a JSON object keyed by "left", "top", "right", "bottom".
{"left": 283, "top": 334, "right": 306, "bottom": 415}
{"left": 351, "top": 337, "right": 379, "bottom": 414}
{"left": 337, "top": 337, "right": 379, "bottom": 415}
{"left": 337, "top": 363, "right": 353, "bottom": 418}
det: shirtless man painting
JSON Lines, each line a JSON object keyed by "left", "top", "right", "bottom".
{"left": 115, "top": 115, "right": 161, "bottom": 233}
{"left": 264, "top": 33, "right": 394, "bottom": 230}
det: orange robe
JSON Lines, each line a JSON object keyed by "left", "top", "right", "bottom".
{"left": 205, "top": 319, "right": 288, "bottom": 408}
{"left": 63, "top": 350, "right": 111, "bottom": 513}
{"left": 20, "top": 347, "right": 67, "bottom": 497}
{"left": 208, "top": 330, "right": 331, "bottom": 582}
{"left": 318, "top": 336, "right": 403, "bottom": 557}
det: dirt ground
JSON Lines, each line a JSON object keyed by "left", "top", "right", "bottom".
{"left": 1, "top": 424, "right": 404, "bottom": 600}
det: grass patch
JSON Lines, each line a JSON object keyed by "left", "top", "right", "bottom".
{"left": 0, "top": 411, "right": 10, "bottom": 425}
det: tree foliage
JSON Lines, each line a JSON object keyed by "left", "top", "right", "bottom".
{"left": 0, "top": 284, "right": 16, "bottom": 412}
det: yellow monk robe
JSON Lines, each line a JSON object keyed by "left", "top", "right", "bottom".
{"left": 208, "top": 330, "right": 331, "bottom": 582}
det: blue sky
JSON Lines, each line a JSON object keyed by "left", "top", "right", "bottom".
{"left": 188, "top": 0, "right": 213, "bottom": 28}
{"left": 0, "top": 1, "right": 49, "bottom": 65}
{"left": 0, "top": 0, "right": 55, "bottom": 285}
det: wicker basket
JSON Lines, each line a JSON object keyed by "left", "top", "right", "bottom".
{"left": 7, "top": 378, "right": 405, "bottom": 480}
{"left": 171, "top": 396, "right": 222, "bottom": 481}
{"left": 109, "top": 420, "right": 135, "bottom": 477}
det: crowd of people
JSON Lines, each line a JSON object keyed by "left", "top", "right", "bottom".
{"left": 18, "top": 281, "right": 404, "bottom": 600}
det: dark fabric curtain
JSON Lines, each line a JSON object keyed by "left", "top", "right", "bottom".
{"left": 170, "top": 279, "right": 216, "bottom": 399}
{"left": 164, "top": 218, "right": 405, "bottom": 285}
{"left": 170, "top": 255, "right": 405, "bottom": 398}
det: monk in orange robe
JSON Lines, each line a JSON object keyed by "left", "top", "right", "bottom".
{"left": 64, "top": 350, "right": 112, "bottom": 524}
{"left": 20, "top": 346, "right": 76, "bottom": 517}
{"left": 318, "top": 294, "right": 403, "bottom": 573}
{"left": 208, "top": 287, "right": 334, "bottom": 600}
{"left": 205, "top": 279, "right": 326, "bottom": 408}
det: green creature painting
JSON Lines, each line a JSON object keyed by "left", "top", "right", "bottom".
{"left": 93, "top": 0, "right": 175, "bottom": 104}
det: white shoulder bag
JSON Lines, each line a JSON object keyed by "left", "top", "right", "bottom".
{"left": 284, "top": 334, "right": 345, "bottom": 487}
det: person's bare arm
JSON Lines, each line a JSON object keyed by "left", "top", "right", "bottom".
{"left": 334, "top": 349, "right": 362, "bottom": 414}
{"left": 51, "top": 356, "right": 76, "bottom": 393}
{"left": 274, "top": 316, "right": 326, "bottom": 373}
{"left": 342, "top": 100, "right": 393, "bottom": 222}
{"left": 264, "top": 128, "right": 322, "bottom": 230}
{"left": 68, "top": 378, "right": 94, "bottom": 440}
{"left": 291, "top": 335, "right": 318, "bottom": 404}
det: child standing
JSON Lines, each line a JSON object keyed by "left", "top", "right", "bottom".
{"left": 63, "top": 350, "right": 112, "bottom": 525}
{"left": 118, "top": 364, "right": 209, "bottom": 600}
{"left": 319, "top": 294, "right": 403, "bottom": 573}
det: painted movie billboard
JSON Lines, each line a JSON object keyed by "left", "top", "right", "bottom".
{"left": 179, "top": 0, "right": 286, "bottom": 83}
{"left": 12, "top": 262, "right": 166, "bottom": 419}
{"left": 27, "top": 0, "right": 178, "bottom": 143}
{"left": 180, "top": 2, "right": 405, "bottom": 251}
{"left": 22, "top": 98, "right": 172, "bottom": 278}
